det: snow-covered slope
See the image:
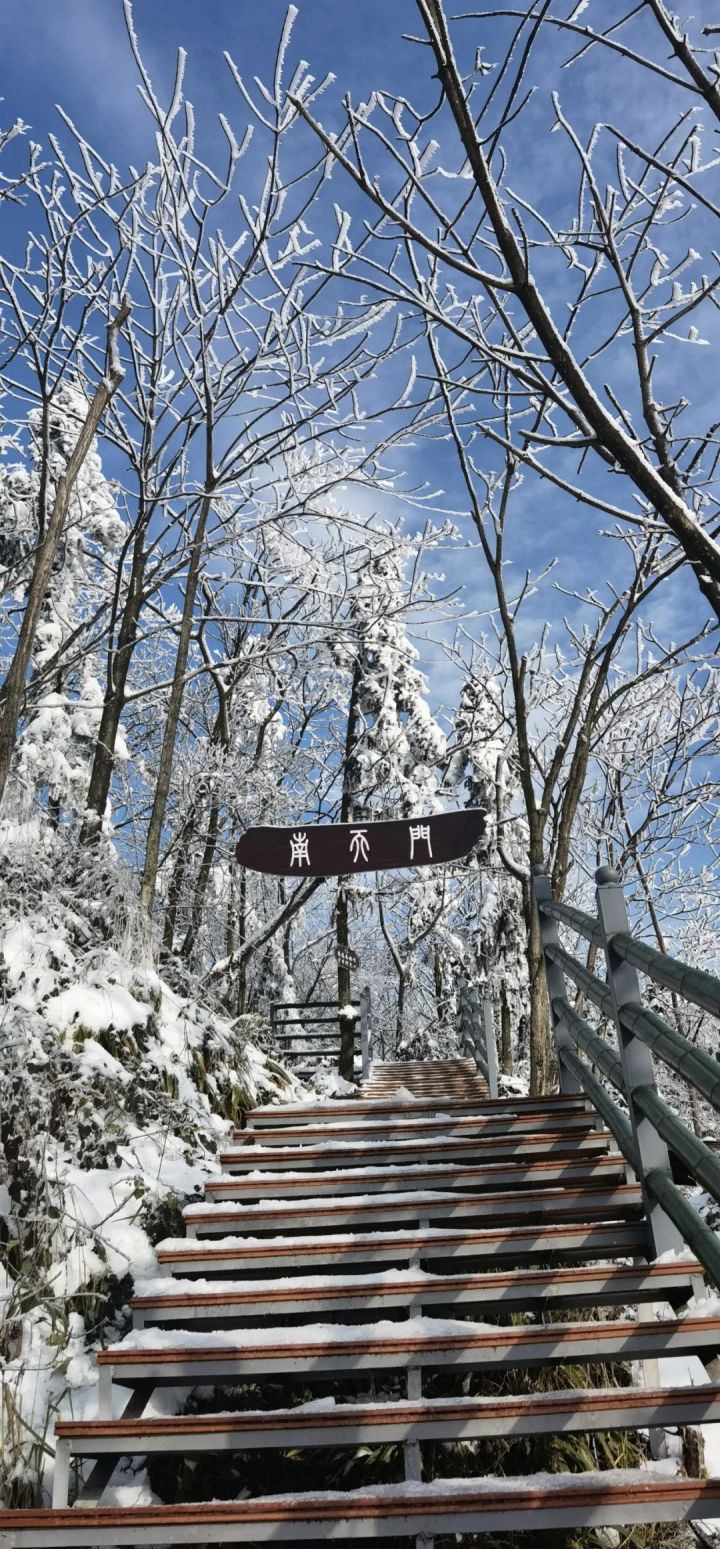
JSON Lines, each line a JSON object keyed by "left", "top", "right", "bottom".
{"left": 0, "top": 827, "right": 309, "bottom": 1507}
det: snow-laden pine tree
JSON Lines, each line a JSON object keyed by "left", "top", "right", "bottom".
{"left": 340, "top": 544, "right": 447, "bottom": 820}
{"left": 0, "top": 383, "right": 126, "bottom": 821}
{"left": 335, "top": 541, "right": 449, "bottom": 1050}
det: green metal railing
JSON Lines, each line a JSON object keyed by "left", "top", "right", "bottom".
{"left": 534, "top": 865, "right": 720, "bottom": 1284}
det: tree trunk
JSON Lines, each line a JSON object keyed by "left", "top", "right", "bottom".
{"left": 433, "top": 946, "right": 444, "bottom": 1027}
{"left": 396, "top": 967, "right": 406, "bottom": 1048}
{"left": 522, "top": 876, "right": 555, "bottom": 1094}
{"left": 0, "top": 301, "right": 129, "bottom": 810}
{"left": 181, "top": 796, "right": 221, "bottom": 962}
{"left": 82, "top": 521, "right": 148, "bottom": 842}
{"left": 162, "top": 815, "right": 195, "bottom": 955}
{"left": 335, "top": 884, "right": 355, "bottom": 1082}
{"left": 336, "top": 659, "right": 362, "bottom": 1081}
{"left": 140, "top": 485, "right": 213, "bottom": 916}
{"left": 225, "top": 863, "right": 248, "bottom": 1018}
{"left": 500, "top": 984, "right": 513, "bottom": 1076}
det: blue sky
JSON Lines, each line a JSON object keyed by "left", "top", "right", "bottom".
{"left": 1, "top": 0, "right": 718, "bottom": 716}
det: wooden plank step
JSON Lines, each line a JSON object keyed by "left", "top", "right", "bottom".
{"left": 3, "top": 1474, "right": 720, "bottom": 1544}
{"left": 243, "top": 1091, "right": 587, "bottom": 1128}
{"left": 130, "top": 1259, "right": 702, "bottom": 1327}
{"left": 231, "top": 1109, "right": 599, "bottom": 1145}
{"left": 157, "top": 1218, "right": 651, "bottom": 1275}
{"left": 97, "top": 1313, "right": 720, "bottom": 1391}
{"left": 185, "top": 1182, "right": 641, "bottom": 1237}
{"left": 202, "top": 1150, "right": 623, "bottom": 1205}
{"left": 364, "top": 1058, "right": 483, "bottom": 1078}
{"left": 54, "top": 1384, "right": 720, "bottom": 1463}
{"left": 363, "top": 1085, "right": 490, "bottom": 1098}
{"left": 219, "top": 1127, "right": 611, "bottom": 1172}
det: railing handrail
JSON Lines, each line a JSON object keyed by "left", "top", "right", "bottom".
{"left": 610, "top": 932, "right": 720, "bottom": 1020}
{"left": 270, "top": 993, "right": 371, "bottom": 1070}
{"left": 551, "top": 996, "right": 624, "bottom": 1092}
{"left": 534, "top": 862, "right": 720, "bottom": 1284}
{"left": 558, "top": 1045, "right": 638, "bottom": 1173}
{"left": 271, "top": 1000, "right": 340, "bottom": 1014}
{"left": 542, "top": 911, "right": 720, "bottom": 1114}
{"left": 537, "top": 896, "right": 720, "bottom": 1019}
{"left": 539, "top": 898, "right": 604, "bottom": 948}
{"left": 458, "top": 982, "right": 499, "bottom": 1097}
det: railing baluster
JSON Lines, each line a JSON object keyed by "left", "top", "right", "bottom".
{"left": 595, "top": 865, "right": 684, "bottom": 1259}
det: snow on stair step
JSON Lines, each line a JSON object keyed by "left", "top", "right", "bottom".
{"left": 157, "top": 1217, "right": 651, "bottom": 1275}
{"left": 4, "top": 1472, "right": 720, "bottom": 1544}
{"left": 54, "top": 1384, "right": 720, "bottom": 1467}
{"left": 200, "top": 1149, "right": 625, "bottom": 1206}
{"left": 232, "top": 1106, "right": 599, "bottom": 1146}
{"left": 130, "top": 1258, "right": 703, "bottom": 1327}
{"left": 96, "top": 1312, "right": 720, "bottom": 1395}
{"left": 219, "top": 1125, "right": 612, "bottom": 1172}
{"left": 184, "top": 1180, "right": 642, "bottom": 1237}
{"left": 242, "top": 1089, "right": 587, "bottom": 1128}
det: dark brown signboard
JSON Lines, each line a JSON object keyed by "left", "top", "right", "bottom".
{"left": 235, "top": 809, "right": 485, "bottom": 877}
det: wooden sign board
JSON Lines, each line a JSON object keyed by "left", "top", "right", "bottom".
{"left": 336, "top": 945, "right": 360, "bottom": 970}
{"left": 235, "top": 809, "right": 485, "bottom": 878}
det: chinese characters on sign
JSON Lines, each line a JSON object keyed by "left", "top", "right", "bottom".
{"left": 237, "top": 809, "right": 485, "bottom": 877}
{"left": 289, "top": 831, "right": 310, "bottom": 867}
{"left": 349, "top": 829, "right": 370, "bottom": 864}
{"left": 290, "top": 823, "right": 438, "bottom": 870}
{"left": 409, "top": 823, "right": 432, "bottom": 861}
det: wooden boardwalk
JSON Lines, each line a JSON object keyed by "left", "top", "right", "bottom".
{"left": 2, "top": 1057, "right": 720, "bottom": 1545}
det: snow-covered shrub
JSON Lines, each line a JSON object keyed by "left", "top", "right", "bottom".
{"left": 0, "top": 820, "right": 305, "bottom": 1507}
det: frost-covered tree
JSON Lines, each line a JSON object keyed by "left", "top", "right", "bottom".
{"left": 334, "top": 540, "right": 449, "bottom": 1045}
{"left": 296, "top": 0, "right": 720, "bottom": 624}
{"left": 445, "top": 668, "right": 527, "bottom": 1074}
{"left": 2, "top": 385, "right": 126, "bottom": 820}
{"left": 340, "top": 543, "right": 447, "bottom": 820}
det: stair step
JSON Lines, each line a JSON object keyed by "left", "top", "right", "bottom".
{"left": 55, "top": 1383, "right": 720, "bottom": 1459}
{"left": 243, "top": 1091, "right": 588, "bottom": 1128}
{"left": 185, "top": 1182, "right": 641, "bottom": 1237}
{"left": 130, "top": 1259, "right": 702, "bottom": 1327}
{"left": 219, "top": 1127, "right": 610, "bottom": 1172}
{"left": 158, "top": 1218, "right": 650, "bottom": 1274}
{"left": 232, "top": 1109, "right": 598, "bottom": 1146}
{"left": 203, "top": 1151, "right": 623, "bottom": 1205}
{"left": 236, "top": 1116, "right": 599, "bottom": 1147}
{"left": 98, "top": 1313, "right": 720, "bottom": 1390}
{"left": 3, "top": 1474, "right": 719, "bottom": 1543}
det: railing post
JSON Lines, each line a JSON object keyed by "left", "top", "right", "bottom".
{"left": 595, "top": 865, "right": 684, "bottom": 1258}
{"left": 359, "top": 984, "right": 372, "bottom": 1080}
{"left": 532, "top": 867, "right": 582, "bottom": 1095}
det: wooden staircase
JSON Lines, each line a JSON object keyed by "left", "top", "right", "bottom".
{"left": 3, "top": 1058, "right": 720, "bottom": 1545}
